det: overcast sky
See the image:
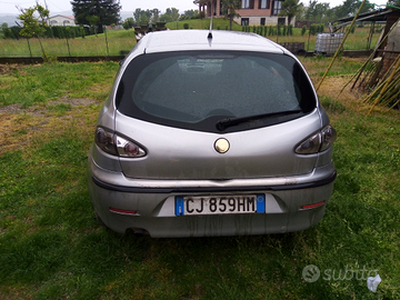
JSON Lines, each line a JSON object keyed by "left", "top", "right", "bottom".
{"left": 0, "top": 0, "right": 389, "bottom": 15}
{"left": 1, "top": 0, "right": 197, "bottom": 14}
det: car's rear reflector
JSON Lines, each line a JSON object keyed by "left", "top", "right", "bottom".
{"left": 109, "top": 207, "right": 140, "bottom": 216}
{"left": 301, "top": 201, "right": 325, "bottom": 210}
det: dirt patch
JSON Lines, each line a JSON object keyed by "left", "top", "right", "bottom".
{"left": 317, "top": 75, "right": 366, "bottom": 111}
{"left": 0, "top": 97, "right": 99, "bottom": 115}
{"left": 47, "top": 97, "right": 99, "bottom": 108}
{"left": 0, "top": 97, "right": 100, "bottom": 155}
{"left": 0, "top": 64, "right": 24, "bottom": 76}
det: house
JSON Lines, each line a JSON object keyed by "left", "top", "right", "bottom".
{"left": 48, "top": 15, "right": 76, "bottom": 26}
{"left": 194, "top": 0, "right": 290, "bottom": 26}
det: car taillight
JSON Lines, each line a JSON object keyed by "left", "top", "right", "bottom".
{"left": 95, "top": 127, "right": 146, "bottom": 158}
{"left": 116, "top": 135, "right": 146, "bottom": 158}
{"left": 295, "top": 125, "right": 337, "bottom": 154}
{"left": 319, "top": 125, "right": 337, "bottom": 152}
{"left": 95, "top": 127, "right": 117, "bottom": 155}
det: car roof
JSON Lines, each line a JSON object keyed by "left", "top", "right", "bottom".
{"left": 132, "top": 29, "right": 287, "bottom": 55}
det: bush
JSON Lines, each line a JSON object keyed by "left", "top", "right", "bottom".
{"left": 268, "top": 26, "right": 275, "bottom": 36}
{"left": 3, "top": 26, "right": 21, "bottom": 39}
{"left": 301, "top": 25, "right": 307, "bottom": 36}
{"left": 288, "top": 24, "right": 293, "bottom": 36}
{"left": 277, "top": 23, "right": 282, "bottom": 36}
{"left": 310, "top": 24, "right": 318, "bottom": 35}
{"left": 2, "top": 25, "right": 85, "bottom": 39}
{"left": 242, "top": 25, "right": 251, "bottom": 32}
{"left": 183, "top": 23, "right": 189, "bottom": 29}
{"left": 282, "top": 25, "right": 287, "bottom": 36}
{"left": 122, "top": 18, "right": 134, "bottom": 30}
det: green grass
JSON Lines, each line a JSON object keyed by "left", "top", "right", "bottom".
{"left": 0, "top": 29, "right": 137, "bottom": 57}
{"left": 0, "top": 61, "right": 119, "bottom": 107}
{"left": 0, "top": 59, "right": 399, "bottom": 299}
{"left": 300, "top": 55, "right": 365, "bottom": 78}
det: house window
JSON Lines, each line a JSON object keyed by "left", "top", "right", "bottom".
{"left": 241, "top": 0, "right": 254, "bottom": 9}
{"left": 259, "top": 0, "right": 270, "bottom": 9}
{"left": 260, "top": 18, "right": 266, "bottom": 25}
{"left": 241, "top": 18, "right": 249, "bottom": 25}
{"left": 272, "top": 0, "right": 284, "bottom": 15}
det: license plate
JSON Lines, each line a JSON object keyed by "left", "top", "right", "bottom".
{"left": 175, "top": 194, "right": 265, "bottom": 216}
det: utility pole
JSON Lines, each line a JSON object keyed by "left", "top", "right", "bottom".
{"left": 43, "top": 0, "right": 50, "bottom": 25}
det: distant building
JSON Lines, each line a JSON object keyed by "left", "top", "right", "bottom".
{"left": 48, "top": 15, "right": 76, "bottom": 26}
{"left": 194, "top": 0, "right": 291, "bottom": 26}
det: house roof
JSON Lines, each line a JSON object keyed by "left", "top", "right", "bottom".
{"left": 334, "top": 8, "right": 395, "bottom": 27}
{"left": 49, "top": 14, "right": 75, "bottom": 20}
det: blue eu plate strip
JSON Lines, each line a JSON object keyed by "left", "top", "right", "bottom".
{"left": 256, "top": 194, "right": 265, "bottom": 213}
{"left": 176, "top": 196, "right": 184, "bottom": 216}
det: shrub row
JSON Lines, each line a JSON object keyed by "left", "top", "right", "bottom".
{"left": 241, "top": 23, "right": 325, "bottom": 37}
{"left": 2, "top": 25, "right": 91, "bottom": 39}
{"left": 242, "top": 24, "right": 294, "bottom": 36}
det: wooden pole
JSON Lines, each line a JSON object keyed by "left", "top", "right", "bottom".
{"left": 316, "top": 0, "right": 367, "bottom": 92}
{"left": 367, "top": 53, "right": 400, "bottom": 115}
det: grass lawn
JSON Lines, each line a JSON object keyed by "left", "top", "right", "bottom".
{"left": 0, "top": 57, "right": 399, "bottom": 299}
{"left": 0, "top": 29, "right": 138, "bottom": 57}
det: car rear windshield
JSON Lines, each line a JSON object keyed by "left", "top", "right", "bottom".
{"left": 116, "top": 51, "right": 316, "bottom": 133}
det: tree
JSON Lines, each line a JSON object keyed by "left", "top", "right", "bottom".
{"left": 132, "top": 8, "right": 160, "bottom": 25}
{"left": 334, "top": 0, "right": 375, "bottom": 19}
{"left": 160, "top": 8, "right": 180, "bottom": 23}
{"left": 86, "top": 14, "right": 100, "bottom": 36}
{"left": 279, "top": 0, "right": 301, "bottom": 25}
{"left": 180, "top": 9, "right": 199, "bottom": 20}
{"left": 299, "top": 0, "right": 331, "bottom": 23}
{"left": 221, "top": 0, "right": 241, "bottom": 31}
{"left": 133, "top": 8, "right": 153, "bottom": 25}
{"left": 151, "top": 9, "right": 160, "bottom": 23}
{"left": 17, "top": 3, "right": 49, "bottom": 58}
{"left": 71, "top": 0, "right": 121, "bottom": 30}
{"left": 122, "top": 17, "right": 134, "bottom": 29}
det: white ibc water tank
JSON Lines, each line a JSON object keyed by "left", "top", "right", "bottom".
{"left": 315, "top": 33, "right": 345, "bottom": 55}
{"left": 387, "top": 22, "right": 400, "bottom": 52}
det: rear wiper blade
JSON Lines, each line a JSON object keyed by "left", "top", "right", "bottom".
{"left": 216, "top": 109, "right": 302, "bottom": 131}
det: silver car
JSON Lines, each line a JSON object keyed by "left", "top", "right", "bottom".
{"left": 88, "top": 30, "right": 336, "bottom": 237}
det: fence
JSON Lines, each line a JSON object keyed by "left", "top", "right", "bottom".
{"left": 0, "top": 26, "right": 137, "bottom": 58}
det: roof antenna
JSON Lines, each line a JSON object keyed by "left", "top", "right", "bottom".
{"left": 208, "top": 16, "right": 213, "bottom": 39}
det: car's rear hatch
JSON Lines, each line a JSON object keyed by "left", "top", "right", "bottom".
{"left": 115, "top": 46, "right": 320, "bottom": 180}
{"left": 115, "top": 110, "right": 321, "bottom": 180}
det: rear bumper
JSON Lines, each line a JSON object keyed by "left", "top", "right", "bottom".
{"left": 88, "top": 158, "right": 336, "bottom": 237}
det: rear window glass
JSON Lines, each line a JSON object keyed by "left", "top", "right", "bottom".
{"left": 117, "top": 51, "right": 316, "bottom": 133}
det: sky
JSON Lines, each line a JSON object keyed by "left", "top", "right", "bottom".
{"left": 0, "top": 0, "right": 390, "bottom": 15}
{"left": 1, "top": 0, "right": 197, "bottom": 15}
